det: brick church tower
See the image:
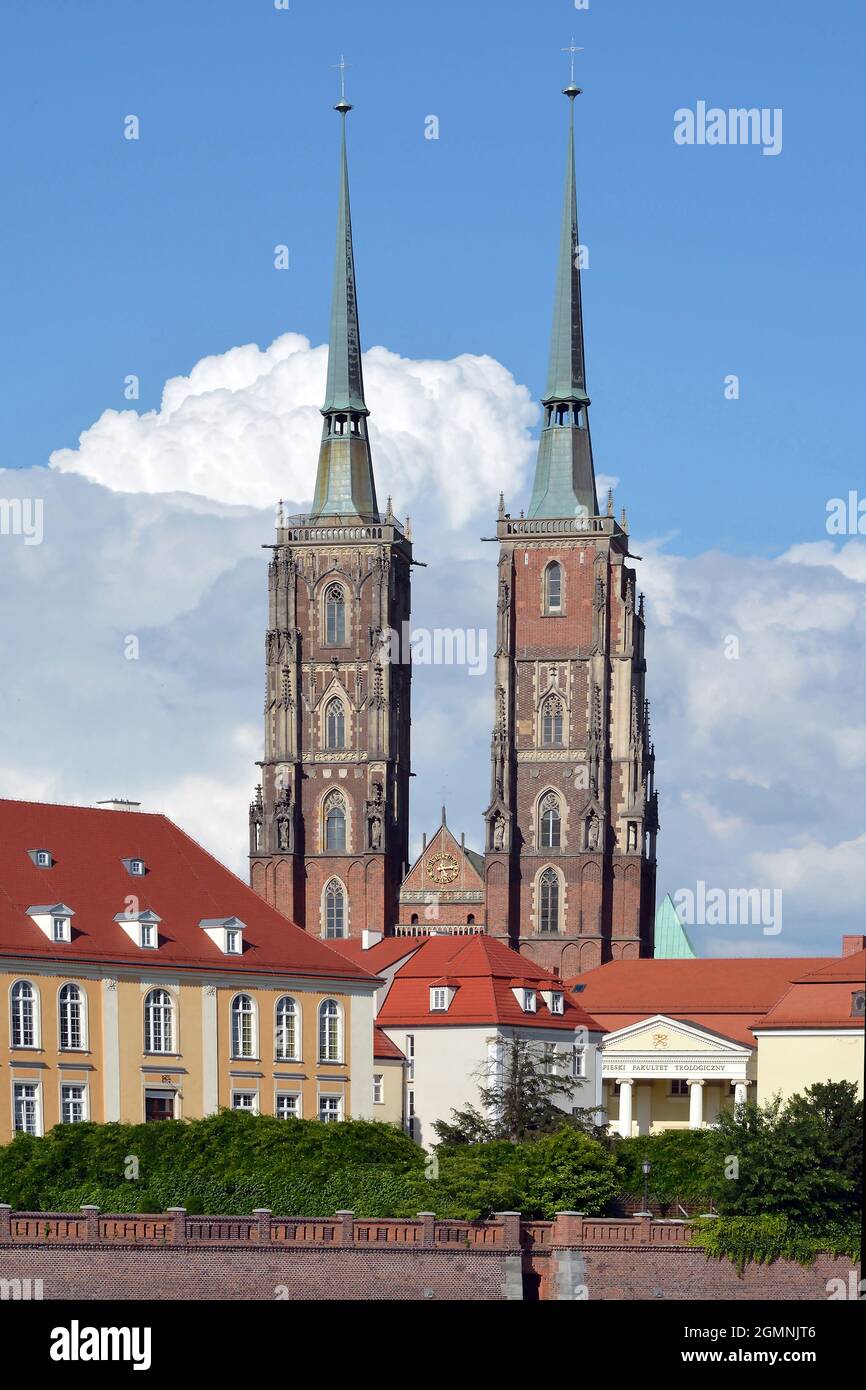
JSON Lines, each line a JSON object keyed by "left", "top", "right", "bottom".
{"left": 483, "top": 83, "right": 658, "bottom": 975}
{"left": 249, "top": 98, "right": 412, "bottom": 939}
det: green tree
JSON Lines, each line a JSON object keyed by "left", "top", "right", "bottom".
{"left": 704, "top": 1084, "right": 860, "bottom": 1226}
{"left": 432, "top": 1036, "right": 603, "bottom": 1144}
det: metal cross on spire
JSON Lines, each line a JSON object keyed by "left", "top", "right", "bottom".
{"left": 561, "top": 38, "right": 584, "bottom": 84}
{"left": 331, "top": 53, "right": 350, "bottom": 102}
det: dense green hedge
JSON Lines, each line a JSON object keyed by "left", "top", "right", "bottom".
{"left": 0, "top": 1111, "right": 617, "bottom": 1220}
{"left": 691, "top": 1215, "right": 861, "bottom": 1273}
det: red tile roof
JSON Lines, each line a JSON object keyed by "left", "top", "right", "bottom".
{"left": 567, "top": 957, "right": 832, "bottom": 1047}
{"left": 0, "top": 799, "right": 376, "bottom": 984}
{"left": 753, "top": 950, "right": 866, "bottom": 1031}
{"left": 375, "top": 934, "right": 603, "bottom": 1031}
{"left": 373, "top": 1026, "right": 406, "bottom": 1060}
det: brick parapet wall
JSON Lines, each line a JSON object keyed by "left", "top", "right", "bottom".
{"left": 0, "top": 1207, "right": 857, "bottom": 1301}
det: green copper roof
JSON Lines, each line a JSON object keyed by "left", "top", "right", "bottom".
{"left": 654, "top": 894, "right": 698, "bottom": 959}
{"left": 321, "top": 104, "right": 368, "bottom": 417}
{"left": 527, "top": 88, "right": 598, "bottom": 521}
{"left": 310, "top": 103, "right": 379, "bottom": 522}
{"left": 543, "top": 90, "right": 589, "bottom": 407}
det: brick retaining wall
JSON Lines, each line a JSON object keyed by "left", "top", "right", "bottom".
{"left": 0, "top": 1206, "right": 857, "bottom": 1301}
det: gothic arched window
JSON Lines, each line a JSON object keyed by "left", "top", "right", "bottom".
{"left": 541, "top": 695, "right": 563, "bottom": 746}
{"left": 539, "top": 868, "right": 560, "bottom": 934}
{"left": 544, "top": 562, "right": 562, "bottom": 613}
{"left": 325, "top": 584, "right": 346, "bottom": 645}
{"left": 539, "top": 792, "right": 562, "bottom": 849}
{"left": 324, "top": 791, "right": 347, "bottom": 851}
{"left": 324, "top": 879, "right": 346, "bottom": 938}
{"left": 325, "top": 697, "right": 346, "bottom": 749}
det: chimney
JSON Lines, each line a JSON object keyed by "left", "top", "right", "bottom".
{"left": 421, "top": 832, "right": 427, "bottom": 852}
{"left": 361, "top": 930, "right": 383, "bottom": 951}
{"left": 96, "top": 799, "right": 141, "bottom": 812}
{"left": 842, "top": 935, "right": 866, "bottom": 957}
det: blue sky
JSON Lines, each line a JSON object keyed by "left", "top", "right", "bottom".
{"left": 1, "top": 1, "right": 864, "bottom": 956}
{"left": 3, "top": 0, "right": 864, "bottom": 554}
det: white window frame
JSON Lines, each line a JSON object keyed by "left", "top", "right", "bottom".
{"left": 275, "top": 1091, "right": 301, "bottom": 1120}
{"left": 129, "top": 859, "right": 145, "bottom": 876}
{"left": 140, "top": 921, "right": 156, "bottom": 949}
{"left": 13, "top": 1081, "right": 42, "bottom": 1136}
{"left": 52, "top": 915, "right": 70, "bottom": 943}
{"left": 231, "top": 1089, "right": 259, "bottom": 1113}
{"left": 405, "top": 1033, "right": 415, "bottom": 1082}
{"left": 669, "top": 1078, "right": 689, "bottom": 1098}
{"left": 318, "top": 1094, "right": 343, "bottom": 1123}
{"left": 274, "top": 996, "right": 300, "bottom": 1062}
{"left": 318, "top": 999, "right": 343, "bottom": 1063}
{"left": 10, "top": 979, "right": 40, "bottom": 1049}
{"left": 58, "top": 982, "right": 87, "bottom": 1051}
{"left": 572, "top": 1045, "right": 586, "bottom": 1079}
{"left": 231, "top": 994, "right": 258, "bottom": 1060}
{"left": 144, "top": 988, "right": 175, "bottom": 1055}
{"left": 430, "top": 986, "right": 449, "bottom": 1012}
{"left": 225, "top": 928, "right": 241, "bottom": 954}
{"left": 60, "top": 1081, "right": 88, "bottom": 1124}
{"left": 373, "top": 1073, "right": 384, "bottom": 1105}
{"left": 35, "top": 850, "right": 51, "bottom": 868}
{"left": 522, "top": 989, "right": 537, "bottom": 1013}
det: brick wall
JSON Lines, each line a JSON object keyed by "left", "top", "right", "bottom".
{"left": 0, "top": 1207, "right": 855, "bottom": 1302}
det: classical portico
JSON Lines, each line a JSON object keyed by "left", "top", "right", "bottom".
{"left": 600, "top": 1014, "right": 753, "bottom": 1136}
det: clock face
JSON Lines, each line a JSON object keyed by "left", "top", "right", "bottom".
{"left": 427, "top": 851, "right": 459, "bottom": 885}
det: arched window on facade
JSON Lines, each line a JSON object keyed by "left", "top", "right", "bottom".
{"left": 144, "top": 988, "right": 174, "bottom": 1054}
{"left": 318, "top": 999, "right": 342, "bottom": 1062}
{"left": 324, "top": 879, "right": 346, "bottom": 938}
{"left": 10, "top": 980, "right": 38, "bottom": 1048}
{"left": 541, "top": 695, "right": 564, "bottom": 746}
{"left": 539, "top": 792, "right": 562, "bottom": 849}
{"left": 325, "top": 697, "right": 346, "bottom": 750}
{"left": 325, "top": 584, "right": 346, "bottom": 645}
{"left": 59, "top": 983, "right": 85, "bottom": 1050}
{"left": 544, "top": 561, "right": 562, "bottom": 613}
{"left": 539, "top": 868, "right": 560, "bottom": 934}
{"left": 231, "top": 994, "right": 257, "bottom": 1059}
{"left": 324, "top": 791, "right": 347, "bottom": 851}
{"left": 275, "top": 996, "right": 299, "bottom": 1061}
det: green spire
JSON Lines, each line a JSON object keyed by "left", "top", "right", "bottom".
{"left": 654, "top": 895, "right": 698, "bottom": 959}
{"left": 527, "top": 84, "right": 598, "bottom": 521}
{"left": 322, "top": 101, "right": 368, "bottom": 417}
{"left": 310, "top": 99, "right": 379, "bottom": 521}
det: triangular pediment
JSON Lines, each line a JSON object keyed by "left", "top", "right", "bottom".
{"left": 401, "top": 820, "right": 484, "bottom": 894}
{"left": 602, "top": 1014, "right": 751, "bottom": 1056}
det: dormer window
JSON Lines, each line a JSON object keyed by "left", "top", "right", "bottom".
{"left": 539, "top": 987, "right": 564, "bottom": 1014}
{"left": 430, "top": 986, "right": 453, "bottom": 1012}
{"left": 121, "top": 858, "right": 146, "bottom": 877}
{"left": 27, "top": 903, "right": 75, "bottom": 944}
{"left": 114, "top": 909, "right": 161, "bottom": 950}
{"left": 28, "top": 849, "right": 53, "bottom": 868}
{"left": 200, "top": 917, "right": 246, "bottom": 956}
{"left": 523, "top": 989, "right": 537, "bottom": 1012}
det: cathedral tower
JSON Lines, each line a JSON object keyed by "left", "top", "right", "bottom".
{"left": 483, "top": 82, "right": 658, "bottom": 974}
{"left": 249, "top": 97, "right": 412, "bottom": 939}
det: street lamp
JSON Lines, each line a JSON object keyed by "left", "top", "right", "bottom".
{"left": 636, "top": 1158, "right": 652, "bottom": 1218}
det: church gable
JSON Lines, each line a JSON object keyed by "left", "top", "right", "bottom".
{"left": 401, "top": 821, "right": 484, "bottom": 895}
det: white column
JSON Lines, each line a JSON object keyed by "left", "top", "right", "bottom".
{"left": 733, "top": 1081, "right": 748, "bottom": 1109}
{"left": 688, "top": 1079, "right": 704, "bottom": 1129}
{"left": 618, "top": 1079, "right": 633, "bottom": 1138}
{"left": 636, "top": 1081, "right": 652, "bottom": 1136}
